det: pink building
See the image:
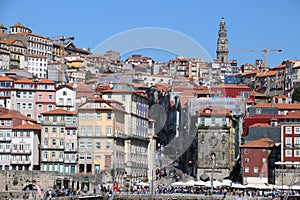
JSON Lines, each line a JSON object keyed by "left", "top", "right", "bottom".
{"left": 36, "top": 79, "right": 56, "bottom": 123}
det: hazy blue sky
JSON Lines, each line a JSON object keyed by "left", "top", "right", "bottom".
{"left": 1, "top": 0, "right": 299, "bottom": 67}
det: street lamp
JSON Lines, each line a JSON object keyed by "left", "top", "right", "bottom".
{"left": 211, "top": 152, "right": 216, "bottom": 194}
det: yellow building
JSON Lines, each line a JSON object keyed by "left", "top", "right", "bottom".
{"left": 77, "top": 97, "right": 125, "bottom": 187}
{"left": 40, "top": 108, "right": 78, "bottom": 177}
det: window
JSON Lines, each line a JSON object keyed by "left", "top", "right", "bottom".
{"left": 59, "top": 152, "right": 63, "bottom": 160}
{"left": 44, "top": 139, "right": 48, "bottom": 146}
{"left": 22, "top": 103, "right": 26, "bottom": 109}
{"left": 60, "top": 127, "right": 64, "bottom": 133}
{"left": 87, "top": 126, "right": 93, "bottom": 136}
{"left": 80, "top": 126, "right": 86, "bottom": 136}
{"left": 28, "top": 103, "right": 32, "bottom": 109}
{"left": 262, "top": 158, "right": 266, "bottom": 163}
{"left": 52, "top": 127, "right": 56, "bottom": 133}
{"left": 59, "top": 139, "right": 64, "bottom": 146}
{"left": 295, "top": 137, "right": 300, "bottom": 147}
{"left": 285, "top": 127, "right": 292, "bottom": 134}
{"left": 63, "top": 91, "right": 67, "bottom": 96}
{"left": 122, "top": 95, "right": 126, "bottom": 101}
{"left": 96, "top": 113, "right": 102, "bottom": 120}
{"left": 200, "top": 117, "right": 205, "bottom": 126}
{"left": 52, "top": 152, "right": 56, "bottom": 157}
{"left": 106, "top": 142, "right": 111, "bottom": 149}
{"left": 245, "top": 167, "right": 249, "bottom": 173}
{"left": 38, "top": 94, "right": 42, "bottom": 99}
{"left": 96, "top": 142, "right": 101, "bottom": 149}
{"left": 52, "top": 139, "right": 56, "bottom": 145}
{"left": 44, "top": 152, "right": 48, "bottom": 159}
{"left": 295, "top": 127, "right": 300, "bottom": 134}
{"left": 211, "top": 117, "right": 215, "bottom": 124}
{"left": 87, "top": 113, "right": 93, "bottom": 120}
{"left": 107, "top": 94, "right": 112, "bottom": 99}
{"left": 107, "top": 112, "right": 112, "bottom": 120}
{"left": 256, "top": 108, "right": 261, "bottom": 114}
{"left": 87, "top": 142, "right": 93, "bottom": 148}
{"left": 285, "top": 150, "right": 292, "bottom": 157}
{"left": 262, "top": 149, "right": 267, "bottom": 153}
{"left": 79, "top": 142, "right": 85, "bottom": 148}
{"left": 254, "top": 167, "right": 258, "bottom": 173}
{"left": 95, "top": 126, "right": 102, "bottom": 136}
{"left": 79, "top": 154, "right": 84, "bottom": 160}
{"left": 295, "top": 150, "right": 300, "bottom": 157}
{"left": 244, "top": 148, "right": 249, "bottom": 154}
{"left": 44, "top": 127, "right": 48, "bottom": 133}
{"left": 49, "top": 95, "right": 53, "bottom": 100}
{"left": 80, "top": 113, "right": 86, "bottom": 120}
{"left": 286, "top": 137, "right": 292, "bottom": 147}
{"left": 106, "top": 126, "right": 112, "bottom": 136}
{"left": 86, "top": 154, "right": 92, "bottom": 159}
{"left": 245, "top": 158, "right": 249, "bottom": 163}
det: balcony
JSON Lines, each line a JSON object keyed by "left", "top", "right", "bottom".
{"left": 64, "top": 159, "right": 77, "bottom": 164}
{"left": 64, "top": 148, "right": 77, "bottom": 153}
{"left": 11, "top": 149, "right": 32, "bottom": 154}
{"left": 0, "top": 149, "right": 10, "bottom": 153}
{"left": 0, "top": 137, "right": 11, "bottom": 142}
{"left": 10, "top": 160, "right": 31, "bottom": 165}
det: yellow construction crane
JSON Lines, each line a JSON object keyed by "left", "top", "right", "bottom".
{"left": 229, "top": 48, "right": 282, "bottom": 67}
{"left": 50, "top": 36, "right": 75, "bottom": 83}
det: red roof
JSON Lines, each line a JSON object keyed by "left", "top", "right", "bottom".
{"left": 42, "top": 108, "right": 76, "bottom": 115}
{"left": 241, "top": 138, "right": 275, "bottom": 148}
{"left": 282, "top": 111, "right": 300, "bottom": 119}
{"left": 198, "top": 106, "right": 231, "bottom": 116}
{"left": 0, "top": 114, "right": 13, "bottom": 119}
{"left": 14, "top": 78, "right": 34, "bottom": 84}
{"left": 254, "top": 103, "right": 300, "bottom": 110}
{"left": 13, "top": 122, "right": 41, "bottom": 130}
{"left": 0, "top": 76, "right": 14, "bottom": 82}
{"left": 37, "top": 79, "right": 55, "bottom": 84}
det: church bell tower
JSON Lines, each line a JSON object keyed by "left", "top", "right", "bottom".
{"left": 216, "top": 17, "right": 229, "bottom": 63}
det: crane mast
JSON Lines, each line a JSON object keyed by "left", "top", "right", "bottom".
{"left": 229, "top": 48, "right": 282, "bottom": 67}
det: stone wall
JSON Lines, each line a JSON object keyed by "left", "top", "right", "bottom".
{"left": 0, "top": 170, "right": 58, "bottom": 192}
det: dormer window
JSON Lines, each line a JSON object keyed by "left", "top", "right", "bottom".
{"left": 205, "top": 109, "right": 211, "bottom": 113}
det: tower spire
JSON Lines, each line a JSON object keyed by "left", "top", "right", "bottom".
{"left": 216, "top": 17, "right": 229, "bottom": 63}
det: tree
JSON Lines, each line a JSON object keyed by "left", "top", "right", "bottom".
{"left": 292, "top": 84, "right": 300, "bottom": 103}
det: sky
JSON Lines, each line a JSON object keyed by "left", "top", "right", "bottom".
{"left": 0, "top": 0, "right": 299, "bottom": 67}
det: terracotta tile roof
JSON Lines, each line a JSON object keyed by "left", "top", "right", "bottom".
{"left": 250, "top": 91, "right": 268, "bottom": 97}
{"left": 13, "top": 122, "right": 41, "bottom": 130}
{"left": 254, "top": 103, "right": 300, "bottom": 110}
{"left": 14, "top": 78, "right": 34, "bottom": 83}
{"left": 249, "top": 123, "right": 271, "bottom": 127}
{"left": 241, "top": 138, "right": 275, "bottom": 148}
{"left": 155, "top": 83, "right": 170, "bottom": 91}
{"left": 281, "top": 111, "right": 300, "bottom": 119}
{"left": 272, "top": 64, "right": 285, "bottom": 69}
{"left": 257, "top": 71, "right": 277, "bottom": 77}
{"left": 0, "top": 76, "right": 14, "bottom": 82}
{"left": 26, "top": 54, "right": 47, "bottom": 59}
{"left": 0, "top": 38, "right": 18, "bottom": 45}
{"left": 42, "top": 108, "right": 76, "bottom": 115}
{"left": 37, "top": 79, "right": 55, "bottom": 84}
{"left": 197, "top": 106, "right": 231, "bottom": 116}
{"left": 11, "top": 23, "right": 26, "bottom": 27}
{"left": 241, "top": 71, "right": 258, "bottom": 76}
{"left": 0, "top": 114, "right": 13, "bottom": 119}
{"left": 212, "top": 84, "right": 250, "bottom": 89}
{"left": 0, "top": 109, "right": 36, "bottom": 122}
